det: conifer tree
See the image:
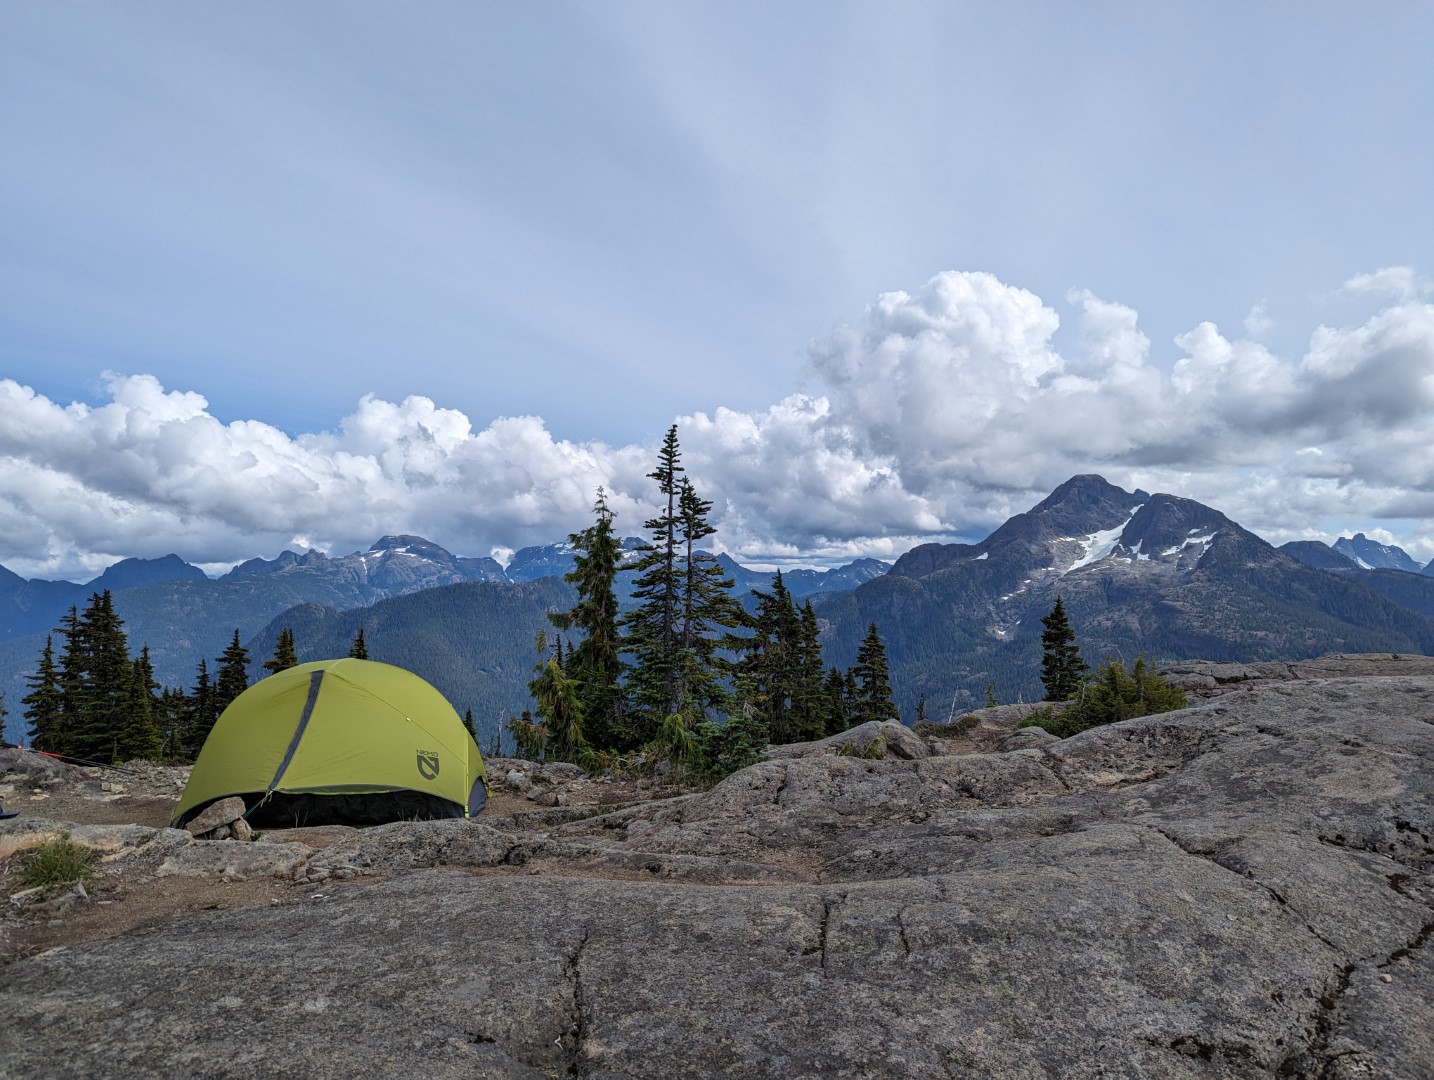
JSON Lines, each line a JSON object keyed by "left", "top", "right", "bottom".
{"left": 673, "top": 477, "right": 742, "bottom": 720}
{"left": 463, "top": 707, "right": 478, "bottom": 744}
{"left": 21, "top": 636, "right": 63, "bottom": 752}
{"left": 264, "top": 628, "right": 298, "bottom": 675}
{"left": 792, "top": 601, "right": 828, "bottom": 741}
{"left": 133, "top": 645, "right": 159, "bottom": 703}
{"left": 154, "top": 687, "right": 189, "bottom": 760}
{"left": 622, "top": 425, "right": 685, "bottom": 736}
{"left": 33, "top": 593, "right": 161, "bottom": 763}
{"left": 54, "top": 606, "right": 85, "bottom": 753}
{"left": 822, "top": 666, "right": 851, "bottom": 736}
{"left": 213, "top": 630, "right": 251, "bottom": 716}
{"left": 620, "top": 428, "right": 741, "bottom": 734}
{"left": 737, "top": 572, "right": 795, "bottom": 743}
{"left": 74, "top": 591, "right": 132, "bottom": 759}
{"left": 550, "top": 488, "right": 627, "bottom": 749}
{"left": 737, "top": 573, "right": 825, "bottom": 745}
{"left": 528, "top": 633, "right": 585, "bottom": 764}
{"left": 184, "top": 658, "right": 217, "bottom": 757}
{"left": 1040, "top": 595, "right": 1088, "bottom": 701}
{"left": 348, "top": 628, "right": 369, "bottom": 660}
{"left": 850, "top": 622, "right": 900, "bottom": 725}
{"left": 113, "top": 661, "right": 162, "bottom": 762}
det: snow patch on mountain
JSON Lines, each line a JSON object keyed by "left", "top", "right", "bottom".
{"left": 1064, "top": 506, "right": 1144, "bottom": 574}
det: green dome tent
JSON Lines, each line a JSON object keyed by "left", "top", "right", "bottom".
{"left": 173, "top": 658, "right": 490, "bottom": 829}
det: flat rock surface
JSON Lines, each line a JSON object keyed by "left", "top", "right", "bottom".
{"left": 2, "top": 663, "right": 1432, "bottom": 1078}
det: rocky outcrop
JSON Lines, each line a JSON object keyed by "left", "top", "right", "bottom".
{"left": 765, "top": 718, "right": 931, "bottom": 761}
{"left": 1159, "top": 652, "right": 1434, "bottom": 700}
{"left": 1, "top": 661, "right": 1431, "bottom": 1078}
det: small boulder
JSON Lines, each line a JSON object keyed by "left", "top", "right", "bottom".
{"left": 230, "top": 819, "right": 254, "bottom": 842}
{"left": 1000, "top": 727, "right": 1059, "bottom": 752}
{"left": 505, "top": 770, "right": 532, "bottom": 794}
{"left": 184, "top": 797, "right": 246, "bottom": 837}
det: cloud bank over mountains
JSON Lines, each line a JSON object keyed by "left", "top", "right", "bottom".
{"left": 3, "top": 268, "right": 1432, "bottom": 580}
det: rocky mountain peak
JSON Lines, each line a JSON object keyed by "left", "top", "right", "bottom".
{"left": 367, "top": 534, "right": 451, "bottom": 559}
{"left": 1279, "top": 540, "right": 1360, "bottom": 571}
{"left": 1029, "top": 473, "right": 1149, "bottom": 519}
{"left": 91, "top": 554, "right": 207, "bottom": 590}
{"left": 1115, "top": 494, "right": 1233, "bottom": 563}
{"left": 983, "top": 474, "right": 1147, "bottom": 557}
{"left": 1333, "top": 533, "right": 1423, "bottom": 574}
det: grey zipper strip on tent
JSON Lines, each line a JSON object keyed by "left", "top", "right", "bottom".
{"left": 266, "top": 670, "right": 326, "bottom": 792}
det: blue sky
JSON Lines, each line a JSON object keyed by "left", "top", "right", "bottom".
{"left": 2, "top": 3, "right": 1433, "bottom": 579}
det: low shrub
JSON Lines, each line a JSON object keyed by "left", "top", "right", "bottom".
{"left": 1020, "top": 657, "right": 1186, "bottom": 739}
{"left": 836, "top": 740, "right": 886, "bottom": 760}
{"left": 915, "top": 714, "right": 980, "bottom": 740}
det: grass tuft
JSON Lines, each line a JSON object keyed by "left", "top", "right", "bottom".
{"left": 12, "top": 833, "right": 97, "bottom": 892}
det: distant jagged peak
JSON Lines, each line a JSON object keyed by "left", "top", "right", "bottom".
{"left": 225, "top": 548, "right": 322, "bottom": 579}
{"left": 1332, "top": 533, "right": 1422, "bottom": 574}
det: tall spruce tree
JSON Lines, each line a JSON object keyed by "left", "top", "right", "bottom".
{"left": 348, "top": 628, "right": 369, "bottom": 660}
{"left": 673, "top": 478, "right": 741, "bottom": 720}
{"left": 550, "top": 488, "right": 627, "bottom": 749}
{"left": 850, "top": 622, "right": 900, "bottom": 726}
{"left": 1040, "top": 595, "right": 1088, "bottom": 701}
{"left": 264, "top": 628, "right": 298, "bottom": 675}
{"left": 622, "top": 428, "right": 744, "bottom": 736}
{"left": 623, "top": 425, "right": 685, "bottom": 736}
{"left": 213, "top": 630, "right": 251, "bottom": 716}
{"left": 21, "top": 636, "right": 63, "bottom": 752}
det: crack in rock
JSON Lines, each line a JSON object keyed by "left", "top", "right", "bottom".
{"left": 1036, "top": 749, "right": 1074, "bottom": 791}
{"left": 773, "top": 764, "right": 791, "bottom": 806}
{"left": 1275, "top": 960, "right": 1356, "bottom": 1079}
{"left": 1377, "top": 916, "right": 1434, "bottom": 971}
{"left": 1145, "top": 824, "right": 1343, "bottom": 954}
{"left": 807, "top": 893, "right": 846, "bottom": 972}
{"left": 564, "top": 928, "right": 591, "bottom": 1078}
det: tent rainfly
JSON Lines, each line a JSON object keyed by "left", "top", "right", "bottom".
{"left": 173, "top": 658, "right": 490, "bottom": 829}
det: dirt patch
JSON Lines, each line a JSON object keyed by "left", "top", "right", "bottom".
{"left": 1, "top": 759, "right": 709, "bottom": 966}
{"left": 13, "top": 790, "right": 179, "bottom": 829}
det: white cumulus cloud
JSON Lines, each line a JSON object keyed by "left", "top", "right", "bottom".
{"left": 3, "top": 269, "right": 1434, "bottom": 579}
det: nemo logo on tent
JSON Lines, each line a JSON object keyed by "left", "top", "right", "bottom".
{"left": 416, "top": 751, "right": 441, "bottom": 780}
